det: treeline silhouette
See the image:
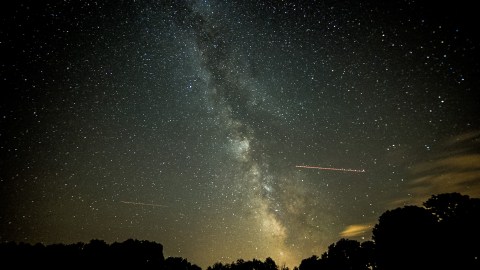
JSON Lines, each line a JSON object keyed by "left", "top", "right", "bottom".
{"left": 299, "top": 192, "right": 480, "bottom": 270}
{"left": 207, "top": 257, "right": 287, "bottom": 270}
{"left": 0, "top": 239, "right": 179, "bottom": 269}
{"left": 1, "top": 193, "right": 479, "bottom": 270}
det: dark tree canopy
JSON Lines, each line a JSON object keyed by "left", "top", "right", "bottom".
{"left": 1, "top": 193, "right": 478, "bottom": 270}
{"left": 299, "top": 239, "right": 374, "bottom": 270}
{"left": 165, "top": 257, "right": 202, "bottom": 270}
{"left": 372, "top": 206, "right": 438, "bottom": 270}
{"left": 299, "top": 193, "right": 479, "bottom": 270}
{"left": 372, "top": 193, "right": 480, "bottom": 270}
{"left": 424, "top": 192, "right": 480, "bottom": 269}
{"left": 206, "top": 257, "right": 279, "bottom": 270}
{"left": 424, "top": 192, "right": 480, "bottom": 223}
{"left": 207, "top": 257, "right": 278, "bottom": 270}
{"left": 298, "top": 255, "right": 319, "bottom": 270}
{"left": 0, "top": 239, "right": 167, "bottom": 269}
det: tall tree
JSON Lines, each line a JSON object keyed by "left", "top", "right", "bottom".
{"left": 424, "top": 192, "right": 480, "bottom": 269}
{"left": 372, "top": 206, "right": 438, "bottom": 270}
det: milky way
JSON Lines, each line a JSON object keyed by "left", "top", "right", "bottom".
{"left": 1, "top": 0, "right": 480, "bottom": 268}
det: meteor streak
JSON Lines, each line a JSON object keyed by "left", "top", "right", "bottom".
{"left": 120, "top": 201, "right": 168, "bottom": 208}
{"left": 295, "top": 165, "right": 365, "bottom": 173}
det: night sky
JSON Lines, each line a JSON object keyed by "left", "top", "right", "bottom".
{"left": 1, "top": 0, "right": 480, "bottom": 268}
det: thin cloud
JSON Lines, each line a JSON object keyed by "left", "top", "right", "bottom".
{"left": 339, "top": 224, "right": 373, "bottom": 238}
{"left": 411, "top": 154, "right": 480, "bottom": 174}
{"left": 444, "top": 130, "right": 480, "bottom": 147}
{"left": 396, "top": 130, "right": 480, "bottom": 207}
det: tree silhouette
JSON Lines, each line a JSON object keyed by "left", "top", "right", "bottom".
{"left": 323, "top": 239, "right": 365, "bottom": 270}
{"left": 1, "top": 192, "right": 479, "bottom": 270}
{"left": 372, "top": 193, "right": 480, "bottom": 270}
{"left": 164, "top": 257, "right": 201, "bottom": 270}
{"left": 208, "top": 262, "right": 228, "bottom": 270}
{"left": 372, "top": 205, "right": 438, "bottom": 270}
{"left": 424, "top": 192, "right": 475, "bottom": 222}
{"left": 424, "top": 192, "right": 480, "bottom": 269}
{"left": 207, "top": 257, "right": 279, "bottom": 270}
{"left": 264, "top": 257, "right": 278, "bottom": 270}
{"left": 359, "top": 240, "right": 375, "bottom": 270}
{"left": 0, "top": 239, "right": 165, "bottom": 269}
{"left": 300, "top": 239, "right": 374, "bottom": 270}
{"left": 298, "top": 255, "right": 319, "bottom": 270}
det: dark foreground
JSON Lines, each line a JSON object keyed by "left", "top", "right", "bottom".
{"left": 1, "top": 193, "right": 479, "bottom": 270}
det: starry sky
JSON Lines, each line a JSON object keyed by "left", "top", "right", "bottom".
{"left": 1, "top": 0, "right": 480, "bottom": 268}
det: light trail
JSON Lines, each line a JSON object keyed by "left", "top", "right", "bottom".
{"left": 120, "top": 201, "right": 168, "bottom": 208}
{"left": 295, "top": 165, "right": 365, "bottom": 173}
